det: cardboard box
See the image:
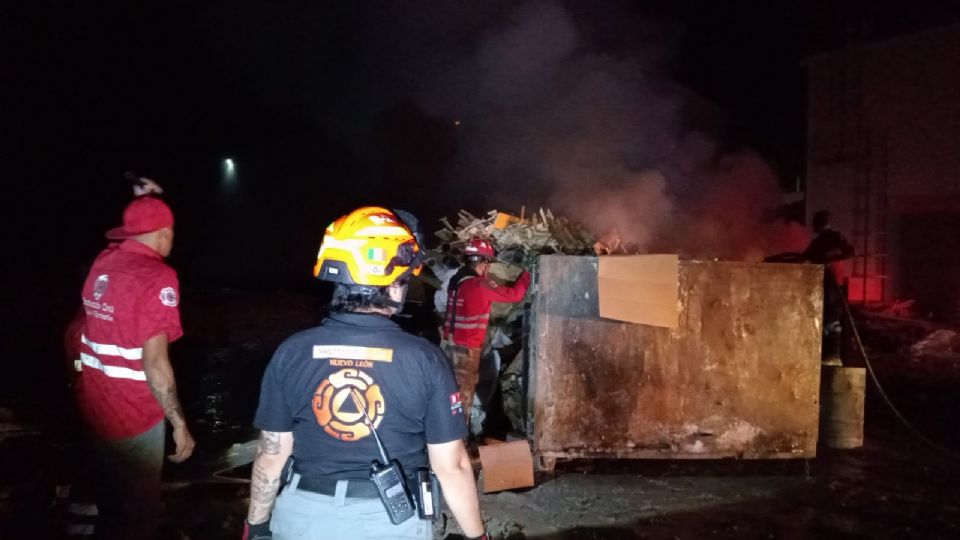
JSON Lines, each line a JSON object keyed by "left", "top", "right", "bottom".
{"left": 478, "top": 440, "right": 535, "bottom": 493}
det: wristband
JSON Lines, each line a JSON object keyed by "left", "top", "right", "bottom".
{"left": 465, "top": 533, "right": 488, "bottom": 540}
{"left": 242, "top": 519, "right": 272, "bottom": 540}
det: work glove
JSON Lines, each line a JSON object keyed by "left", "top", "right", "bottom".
{"left": 242, "top": 520, "right": 272, "bottom": 540}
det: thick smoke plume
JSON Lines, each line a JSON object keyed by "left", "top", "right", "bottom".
{"left": 420, "top": 1, "right": 797, "bottom": 260}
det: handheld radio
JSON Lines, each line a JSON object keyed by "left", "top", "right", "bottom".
{"left": 350, "top": 389, "right": 416, "bottom": 525}
{"left": 415, "top": 467, "right": 440, "bottom": 520}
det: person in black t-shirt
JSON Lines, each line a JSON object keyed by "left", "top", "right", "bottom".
{"left": 242, "top": 207, "right": 487, "bottom": 540}
{"left": 803, "top": 210, "right": 855, "bottom": 364}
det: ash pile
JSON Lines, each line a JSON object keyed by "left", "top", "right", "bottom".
{"left": 423, "top": 209, "right": 613, "bottom": 437}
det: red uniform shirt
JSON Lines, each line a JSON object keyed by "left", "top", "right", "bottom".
{"left": 77, "top": 239, "right": 183, "bottom": 439}
{"left": 443, "top": 271, "right": 530, "bottom": 348}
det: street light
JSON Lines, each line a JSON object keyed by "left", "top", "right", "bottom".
{"left": 223, "top": 158, "right": 237, "bottom": 185}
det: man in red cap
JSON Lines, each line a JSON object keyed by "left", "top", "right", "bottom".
{"left": 75, "top": 195, "right": 195, "bottom": 539}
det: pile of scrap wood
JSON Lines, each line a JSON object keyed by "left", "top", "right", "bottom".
{"left": 429, "top": 207, "right": 629, "bottom": 323}
{"left": 434, "top": 208, "right": 596, "bottom": 259}
{"left": 429, "top": 208, "right": 648, "bottom": 436}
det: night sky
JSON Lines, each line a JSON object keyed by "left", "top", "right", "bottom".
{"left": 7, "top": 0, "right": 960, "bottom": 286}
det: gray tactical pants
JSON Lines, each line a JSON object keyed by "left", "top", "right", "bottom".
{"left": 89, "top": 421, "right": 165, "bottom": 540}
{"left": 271, "top": 474, "right": 432, "bottom": 540}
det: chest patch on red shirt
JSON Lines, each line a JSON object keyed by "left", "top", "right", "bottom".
{"left": 93, "top": 274, "right": 110, "bottom": 300}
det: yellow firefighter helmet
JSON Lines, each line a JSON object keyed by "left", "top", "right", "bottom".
{"left": 313, "top": 206, "right": 423, "bottom": 287}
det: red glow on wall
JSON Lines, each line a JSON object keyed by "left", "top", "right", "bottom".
{"left": 847, "top": 277, "right": 884, "bottom": 303}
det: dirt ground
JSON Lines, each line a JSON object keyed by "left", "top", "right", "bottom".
{"left": 2, "top": 288, "right": 959, "bottom": 539}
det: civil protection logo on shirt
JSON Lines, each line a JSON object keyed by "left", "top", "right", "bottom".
{"left": 159, "top": 287, "right": 178, "bottom": 307}
{"left": 93, "top": 274, "right": 109, "bottom": 301}
{"left": 313, "top": 368, "right": 385, "bottom": 442}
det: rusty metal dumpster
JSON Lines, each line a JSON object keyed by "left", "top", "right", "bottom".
{"left": 525, "top": 256, "right": 823, "bottom": 463}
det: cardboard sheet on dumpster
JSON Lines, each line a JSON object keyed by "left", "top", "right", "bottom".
{"left": 598, "top": 254, "right": 679, "bottom": 328}
{"left": 478, "top": 440, "right": 534, "bottom": 493}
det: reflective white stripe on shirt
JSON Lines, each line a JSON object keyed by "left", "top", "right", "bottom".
{"left": 81, "top": 335, "right": 143, "bottom": 361}
{"left": 454, "top": 314, "right": 490, "bottom": 322}
{"left": 453, "top": 322, "right": 489, "bottom": 330}
{"left": 80, "top": 353, "right": 147, "bottom": 381}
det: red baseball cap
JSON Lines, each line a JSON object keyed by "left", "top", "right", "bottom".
{"left": 106, "top": 197, "right": 175, "bottom": 240}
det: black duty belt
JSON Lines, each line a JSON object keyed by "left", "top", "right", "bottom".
{"left": 296, "top": 477, "right": 379, "bottom": 499}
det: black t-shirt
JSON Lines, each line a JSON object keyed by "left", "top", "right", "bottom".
{"left": 803, "top": 229, "right": 854, "bottom": 264}
{"left": 254, "top": 312, "right": 467, "bottom": 480}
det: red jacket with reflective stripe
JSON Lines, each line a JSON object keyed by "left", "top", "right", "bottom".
{"left": 78, "top": 239, "right": 183, "bottom": 439}
{"left": 443, "top": 271, "right": 530, "bottom": 348}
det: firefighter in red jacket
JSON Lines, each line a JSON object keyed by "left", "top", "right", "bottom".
{"left": 442, "top": 238, "right": 530, "bottom": 425}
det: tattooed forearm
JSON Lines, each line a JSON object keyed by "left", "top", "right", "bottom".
{"left": 261, "top": 430, "right": 282, "bottom": 455}
{"left": 147, "top": 378, "right": 186, "bottom": 428}
{"left": 248, "top": 461, "right": 281, "bottom": 524}
{"left": 142, "top": 334, "right": 187, "bottom": 429}
{"left": 247, "top": 431, "right": 287, "bottom": 524}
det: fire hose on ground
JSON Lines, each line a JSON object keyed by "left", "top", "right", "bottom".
{"left": 835, "top": 278, "right": 960, "bottom": 464}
